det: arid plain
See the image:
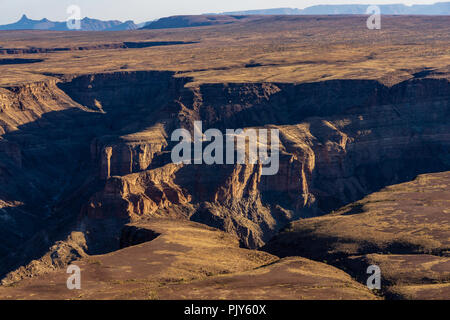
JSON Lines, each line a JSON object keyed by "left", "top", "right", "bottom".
{"left": 0, "top": 15, "right": 449, "bottom": 299}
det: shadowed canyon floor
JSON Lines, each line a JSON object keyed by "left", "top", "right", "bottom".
{"left": 0, "top": 15, "right": 449, "bottom": 299}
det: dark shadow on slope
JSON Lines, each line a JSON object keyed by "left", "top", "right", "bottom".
{"left": 0, "top": 58, "right": 44, "bottom": 65}
{"left": 119, "top": 225, "right": 161, "bottom": 249}
{"left": 123, "top": 41, "right": 199, "bottom": 48}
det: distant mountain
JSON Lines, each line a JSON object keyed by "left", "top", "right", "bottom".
{"left": 0, "top": 14, "right": 137, "bottom": 31}
{"left": 141, "top": 15, "right": 246, "bottom": 30}
{"left": 4, "top": 2, "right": 449, "bottom": 32}
{"left": 219, "top": 8, "right": 302, "bottom": 15}
{"left": 142, "top": 2, "right": 450, "bottom": 30}
{"left": 104, "top": 20, "right": 138, "bottom": 31}
{"left": 300, "top": 3, "right": 450, "bottom": 14}
{"left": 216, "top": 2, "right": 450, "bottom": 15}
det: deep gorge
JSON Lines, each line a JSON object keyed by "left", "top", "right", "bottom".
{"left": 0, "top": 71, "right": 449, "bottom": 281}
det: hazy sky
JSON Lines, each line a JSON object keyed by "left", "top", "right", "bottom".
{"left": 0, "top": 0, "right": 444, "bottom": 24}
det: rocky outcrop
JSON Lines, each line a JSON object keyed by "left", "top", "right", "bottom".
{"left": 1, "top": 231, "right": 87, "bottom": 286}
{"left": 91, "top": 126, "right": 169, "bottom": 179}
{"left": 83, "top": 163, "right": 191, "bottom": 220}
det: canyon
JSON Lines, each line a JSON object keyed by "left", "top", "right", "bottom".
{"left": 0, "top": 15, "right": 448, "bottom": 299}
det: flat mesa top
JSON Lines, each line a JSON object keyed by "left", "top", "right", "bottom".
{"left": 0, "top": 15, "right": 449, "bottom": 87}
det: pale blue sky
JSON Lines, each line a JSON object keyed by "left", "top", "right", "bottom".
{"left": 0, "top": 0, "right": 443, "bottom": 24}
